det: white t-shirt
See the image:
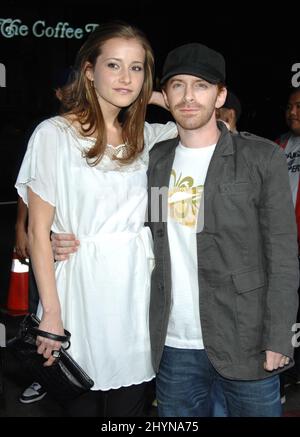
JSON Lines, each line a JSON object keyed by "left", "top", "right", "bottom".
{"left": 166, "top": 142, "right": 216, "bottom": 349}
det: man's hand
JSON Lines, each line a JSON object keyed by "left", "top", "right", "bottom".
{"left": 264, "top": 350, "right": 290, "bottom": 371}
{"left": 51, "top": 233, "right": 80, "bottom": 261}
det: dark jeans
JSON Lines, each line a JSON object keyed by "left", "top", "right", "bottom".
{"left": 156, "top": 346, "right": 282, "bottom": 417}
{"left": 65, "top": 381, "right": 150, "bottom": 417}
{"left": 210, "top": 380, "right": 228, "bottom": 417}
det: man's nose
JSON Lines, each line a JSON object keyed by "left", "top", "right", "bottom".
{"left": 183, "top": 84, "right": 195, "bottom": 103}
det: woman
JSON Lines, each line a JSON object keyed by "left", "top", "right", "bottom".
{"left": 16, "top": 22, "right": 176, "bottom": 416}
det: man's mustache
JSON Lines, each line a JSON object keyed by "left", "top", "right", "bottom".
{"left": 175, "top": 103, "right": 202, "bottom": 110}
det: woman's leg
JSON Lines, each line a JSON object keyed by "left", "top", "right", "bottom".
{"left": 65, "top": 382, "right": 149, "bottom": 417}
{"left": 104, "top": 382, "right": 150, "bottom": 417}
{"left": 64, "top": 390, "right": 103, "bottom": 417}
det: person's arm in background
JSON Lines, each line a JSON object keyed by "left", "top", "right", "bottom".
{"left": 149, "top": 91, "right": 167, "bottom": 110}
{"left": 15, "top": 196, "right": 30, "bottom": 259}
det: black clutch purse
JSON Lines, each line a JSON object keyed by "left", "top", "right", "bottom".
{"left": 7, "top": 313, "right": 94, "bottom": 402}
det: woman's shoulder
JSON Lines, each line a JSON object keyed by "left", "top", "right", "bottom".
{"left": 31, "top": 115, "right": 68, "bottom": 136}
{"left": 26, "top": 116, "right": 74, "bottom": 156}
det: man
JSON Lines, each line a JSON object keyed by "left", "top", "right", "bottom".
{"left": 216, "top": 90, "right": 242, "bottom": 133}
{"left": 146, "top": 43, "right": 298, "bottom": 417}
{"left": 53, "top": 44, "right": 299, "bottom": 417}
{"left": 276, "top": 88, "right": 300, "bottom": 390}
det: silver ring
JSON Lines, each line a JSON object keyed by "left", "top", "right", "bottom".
{"left": 51, "top": 350, "right": 61, "bottom": 359}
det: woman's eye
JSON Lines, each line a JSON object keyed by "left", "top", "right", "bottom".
{"left": 107, "top": 63, "right": 119, "bottom": 70}
{"left": 131, "top": 65, "right": 143, "bottom": 72}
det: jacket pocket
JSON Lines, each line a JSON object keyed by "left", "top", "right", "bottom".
{"left": 232, "top": 268, "right": 265, "bottom": 293}
{"left": 232, "top": 269, "right": 265, "bottom": 355}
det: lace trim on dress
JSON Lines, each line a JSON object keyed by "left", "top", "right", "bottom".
{"left": 48, "top": 116, "right": 148, "bottom": 172}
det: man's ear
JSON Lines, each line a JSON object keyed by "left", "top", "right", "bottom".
{"left": 162, "top": 89, "right": 170, "bottom": 109}
{"left": 215, "top": 87, "right": 227, "bottom": 109}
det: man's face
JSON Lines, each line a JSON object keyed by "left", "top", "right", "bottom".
{"left": 162, "top": 74, "right": 226, "bottom": 131}
{"left": 286, "top": 90, "right": 300, "bottom": 136}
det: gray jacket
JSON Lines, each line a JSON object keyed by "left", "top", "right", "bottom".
{"left": 147, "top": 122, "right": 299, "bottom": 380}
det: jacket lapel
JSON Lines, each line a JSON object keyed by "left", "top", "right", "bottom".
{"left": 197, "top": 123, "right": 234, "bottom": 234}
{"left": 204, "top": 122, "right": 234, "bottom": 193}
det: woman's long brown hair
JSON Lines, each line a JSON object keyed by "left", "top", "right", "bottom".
{"left": 60, "top": 21, "right": 154, "bottom": 166}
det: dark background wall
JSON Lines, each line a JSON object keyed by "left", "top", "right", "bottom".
{"left": 0, "top": 0, "right": 299, "bottom": 304}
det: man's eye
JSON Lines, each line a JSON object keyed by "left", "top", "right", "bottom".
{"left": 196, "top": 83, "right": 208, "bottom": 89}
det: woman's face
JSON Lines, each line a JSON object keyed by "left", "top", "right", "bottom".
{"left": 86, "top": 37, "right": 146, "bottom": 112}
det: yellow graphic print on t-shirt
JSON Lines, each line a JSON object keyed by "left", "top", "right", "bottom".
{"left": 168, "top": 169, "right": 203, "bottom": 228}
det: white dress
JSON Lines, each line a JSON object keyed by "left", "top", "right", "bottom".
{"left": 15, "top": 116, "right": 177, "bottom": 390}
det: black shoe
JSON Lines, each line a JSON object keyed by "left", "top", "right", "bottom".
{"left": 19, "top": 382, "right": 47, "bottom": 404}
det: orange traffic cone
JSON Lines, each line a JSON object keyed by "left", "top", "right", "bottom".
{"left": 6, "top": 251, "right": 29, "bottom": 315}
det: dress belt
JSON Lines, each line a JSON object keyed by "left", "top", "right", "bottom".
{"left": 78, "top": 230, "right": 140, "bottom": 244}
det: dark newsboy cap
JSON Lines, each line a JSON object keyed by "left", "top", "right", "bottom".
{"left": 160, "top": 43, "right": 225, "bottom": 85}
